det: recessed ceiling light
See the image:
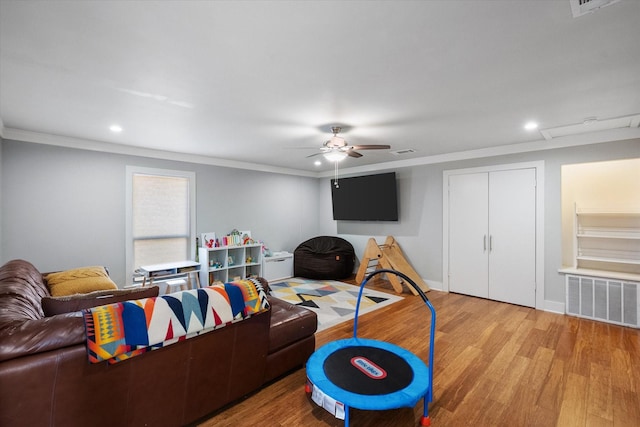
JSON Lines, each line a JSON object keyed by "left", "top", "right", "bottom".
{"left": 314, "top": 160, "right": 322, "bottom": 166}
{"left": 524, "top": 121, "right": 538, "bottom": 131}
{"left": 109, "top": 124, "right": 123, "bottom": 133}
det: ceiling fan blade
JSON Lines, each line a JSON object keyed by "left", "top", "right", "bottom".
{"left": 306, "top": 152, "right": 323, "bottom": 158}
{"left": 350, "top": 144, "right": 391, "bottom": 150}
{"left": 347, "top": 150, "right": 363, "bottom": 158}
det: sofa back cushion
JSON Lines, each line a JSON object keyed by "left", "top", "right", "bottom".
{"left": 42, "top": 286, "right": 160, "bottom": 316}
{"left": 0, "top": 259, "right": 49, "bottom": 321}
{"left": 0, "top": 260, "right": 87, "bottom": 364}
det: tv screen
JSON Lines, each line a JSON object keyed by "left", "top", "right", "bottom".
{"left": 331, "top": 172, "right": 398, "bottom": 221}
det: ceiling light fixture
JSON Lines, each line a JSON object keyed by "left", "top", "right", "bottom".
{"left": 524, "top": 121, "right": 538, "bottom": 131}
{"left": 109, "top": 124, "right": 123, "bottom": 133}
{"left": 323, "top": 151, "right": 348, "bottom": 162}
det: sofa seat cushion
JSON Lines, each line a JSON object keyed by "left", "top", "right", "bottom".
{"left": 45, "top": 266, "right": 117, "bottom": 297}
{"left": 268, "top": 297, "right": 317, "bottom": 354}
{"left": 41, "top": 286, "right": 160, "bottom": 316}
{"left": 0, "top": 312, "right": 86, "bottom": 363}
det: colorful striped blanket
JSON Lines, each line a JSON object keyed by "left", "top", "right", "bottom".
{"left": 83, "top": 278, "right": 269, "bottom": 364}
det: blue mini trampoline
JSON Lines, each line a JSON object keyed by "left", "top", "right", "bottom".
{"left": 306, "top": 269, "right": 436, "bottom": 426}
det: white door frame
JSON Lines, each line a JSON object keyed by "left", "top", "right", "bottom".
{"left": 443, "top": 161, "right": 545, "bottom": 310}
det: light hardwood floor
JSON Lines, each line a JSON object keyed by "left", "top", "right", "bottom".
{"left": 198, "top": 278, "right": 640, "bottom": 426}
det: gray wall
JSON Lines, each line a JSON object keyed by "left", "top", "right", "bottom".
{"left": 2, "top": 137, "right": 638, "bottom": 307}
{"left": 319, "top": 138, "right": 640, "bottom": 306}
{"left": 1, "top": 140, "right": 319, "bottom": 286}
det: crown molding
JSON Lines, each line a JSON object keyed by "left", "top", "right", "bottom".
{"left": 319, "top": 126, "right": 640, "bottom": 178}
{"left": 2, "top": 124, "right": 638, "bottom": 180}
{"left": 1, "top": 127, "right": 317, "bottom": 178}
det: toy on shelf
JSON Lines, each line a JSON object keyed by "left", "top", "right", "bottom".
{"left": 222, "top": 229, "right": 256, "bottom": 246}
{"left": 201, "top": 232, "right": 217, "bottom": 248}
{"left": 209, "top": 260, "right": 223, "bottom": 269}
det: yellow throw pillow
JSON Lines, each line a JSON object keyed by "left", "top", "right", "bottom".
{"left": 45, "top": 266, "right": 118, "bottom": 297}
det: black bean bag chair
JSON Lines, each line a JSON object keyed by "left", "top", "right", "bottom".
{"left": 294, "top": 236, "right": 356, "bottom": 280}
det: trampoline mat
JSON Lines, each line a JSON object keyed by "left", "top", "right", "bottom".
{"left": 323, "top": 345, "right": 414, "bottom": 395}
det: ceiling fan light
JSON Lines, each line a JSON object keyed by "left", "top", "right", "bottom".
{"left": 323, "top": 151, "right": 348, "bottom": 162}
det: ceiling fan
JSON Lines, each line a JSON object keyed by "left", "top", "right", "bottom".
{"left": 307, "top": 126, "right": 391, "bottom": 161}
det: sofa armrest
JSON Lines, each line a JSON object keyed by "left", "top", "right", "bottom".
{"left": 267, "top": 296, "right": 317, "bottom": 353}
{"left": 0, "top": 312, "right": 85, "bottom": 363}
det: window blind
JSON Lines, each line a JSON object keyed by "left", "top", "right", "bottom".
{"left": 126, "top": 167, "right": 195, "bottom": 284}
{"left": 132, "top": 174, "right": 190, "bottom": 268}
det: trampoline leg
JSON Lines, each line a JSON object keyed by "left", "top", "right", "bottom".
{"left": 344, "top": 405, "right": 349, "bottom": 427}
{"left": 420, "top": 395, "right": 431, "bottom": 426}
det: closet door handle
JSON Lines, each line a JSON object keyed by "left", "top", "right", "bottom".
{"left": 489, "top": 235, "right": 493, "bottom": 252}
{"left": 483, "top": 235, "right": 487, "bottom": 252}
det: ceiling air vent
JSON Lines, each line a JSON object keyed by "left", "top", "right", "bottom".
{"left": 539, "top": 114, "right": 640, "bottom": 140}
{"left": 390, "top": 148, "right": 417, "bottom": 156}
{"left": 570, "top": 0, "right": 621, "bottom": 18}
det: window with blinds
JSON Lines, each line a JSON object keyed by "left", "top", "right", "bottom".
{"left": 126, "top": 167, "right": 196, "bottom": 285}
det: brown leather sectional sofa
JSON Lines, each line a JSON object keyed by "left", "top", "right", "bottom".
{"left": 0, "top": 259, "right": 317, "bottom": 426}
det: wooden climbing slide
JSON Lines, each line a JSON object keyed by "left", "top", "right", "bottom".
{"left": 356, "top": 236, "right": 430, "bottom": 295}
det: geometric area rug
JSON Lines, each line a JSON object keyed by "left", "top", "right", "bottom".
{"left": 269, "top": 278, "right": 404, "bottom": 332}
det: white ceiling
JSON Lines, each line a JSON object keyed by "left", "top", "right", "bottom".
{"left": 1, "top": 0, "right": 639, "bottom": 176}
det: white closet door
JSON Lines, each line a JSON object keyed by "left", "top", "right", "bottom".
{"left": 448, "top": 173, "right": 489, "bottom": 298}
{"left": 488, "top": 168, "right": 536, "bottom": 307}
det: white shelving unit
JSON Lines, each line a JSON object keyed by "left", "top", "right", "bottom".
{"left": 560, "top": 205, "right": 640, "bottom": 328}
{"left": 199, "top": 243, "right": 263, "bottom": 286}
{"left": 573, "top": 206, "right": 640, "bottom": 275}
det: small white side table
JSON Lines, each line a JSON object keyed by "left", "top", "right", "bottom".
{"left": 139, "top": 261, "right": 201, "bottom": 293}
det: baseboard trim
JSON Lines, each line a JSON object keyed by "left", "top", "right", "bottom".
{"left": 544, "top": 300, "right": 565, "bottom": 314}
{"left": 425, "top": 279, "right": 444, "bottom": 292}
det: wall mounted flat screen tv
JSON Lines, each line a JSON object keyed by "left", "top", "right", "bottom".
{"left": 331, "top": 172, "right": 398, "bottom": 221}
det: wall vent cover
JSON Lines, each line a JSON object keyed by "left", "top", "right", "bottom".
{"left": 570, "top": 0, "right": 621, "bottom": 18}
{"left": 566, "top": 274, "right": 639, "bottom": 328}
